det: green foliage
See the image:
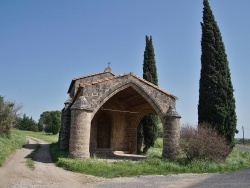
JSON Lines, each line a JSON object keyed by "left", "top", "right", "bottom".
{"left": 0, "top": 96, "right": 21, "bottom": 138}
{"left": 50, "top": 142, "right": 250, "bottom": 178}
{"left": 38, "top": 111, "right": 61, "bottom": 135}
{"left": 25, "top": 144, "right": 40, "bottom": 170}
{"left": 0, "top": 129, "right": 27, "bottom": 166}
{"left": 50, "top": 142, "right": 68, "bottom": 162}
{"left": 38, "top": 111, "right": 50, "bottom": 132}
{"left": 143, "top": 35, "right": 158, "bottom": 85}
{"left": 154, "top": 137, "right": 163, "bottom": 148}
{"left": 17, "top": 114, "right": 38, "bottom": 132}
{"left": 156, "top": 123, "right": 163, "bottom": 138}
{"left": 138, "top": 35, "right": 159, "bottom": 153}
{"left": 38, "top": 122, "right": 44, "bottom": 132}
{"left": 26, "top": 158, "right": 35, "bottom": 170}
{"left": 198, "top": 0, "right": 237, "bottom": 147}
{"left": 141, "top": 114, "right": 158, "bottom": 153}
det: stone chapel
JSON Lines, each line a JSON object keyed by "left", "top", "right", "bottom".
{"left": 59, "top": 65, "right": 181, "bottom": 159}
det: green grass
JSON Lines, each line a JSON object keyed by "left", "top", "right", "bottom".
{"left": 26, "top": 158, "right": 35, "bottom": 170}
{"left": 0, "top": 129, "right": 58, "bottom": 167}
{"left": 3, "top": 130, "right": 250, "bottom": 178}
{"left": 13, "top": 129, "right": 59, "bottom": 144}
{"left": 0, "top": 130, "right": 27, "bottom": 166}
{"left": 25, "top": 144, "right": 40, "bottom": 170}
{"left": 50, "top": 141, "right": 250, "bottom": 178}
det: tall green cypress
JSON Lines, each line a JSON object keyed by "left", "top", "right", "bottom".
{"left": 198, "top": 0, "right": 237, "bottom": 147}
{"left": 143, "top": 36, "right": 158, "bottom": 85}
{"left": 138, "top": 35, "right": 158, "bottom": 153}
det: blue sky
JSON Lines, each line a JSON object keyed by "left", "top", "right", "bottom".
{"left": 0, "top": 0, "right": 250, "bottom": 138}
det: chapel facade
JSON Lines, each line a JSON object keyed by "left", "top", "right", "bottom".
{"left": 59, "top": 66, "right": 181, "bottom": 159}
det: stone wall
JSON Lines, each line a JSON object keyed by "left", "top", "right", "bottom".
{"left": 59, "top": 107, "right": 71, "bottom": 149}
{"left": 90, "top": 98, "right": 129, "bottom": 154}
{"left": 69, "top": 72, "right": 115, "bottom": 98}
{"left": 78, "top": 73, "right": 176, "bottom": 119}
{"left": 62, "top": 71, "right": 181, "bottom": 159}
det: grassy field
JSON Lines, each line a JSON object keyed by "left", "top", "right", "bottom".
{"left": 51, "top": 138, "right": 250, "bottom": 178}
{"left": 13, "top": 129, "right": 59, "bottom": 144}
{"left": 2, "top": 130, "right": 250, "bottom": 178}
{"left": 52, "top": 146, "right": 250, "bottom": 178}
{"left": 0, "top": 130, "right": 27, "bottom": 166}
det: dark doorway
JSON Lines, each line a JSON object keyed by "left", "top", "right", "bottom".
{"left": 97, "top": 113, "right": 111, "bottom": 148}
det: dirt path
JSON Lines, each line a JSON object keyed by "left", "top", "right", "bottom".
{"left": 0, "top": 137, "right": 104, "bottom": 188}
{"left": 0, "top": 138, "right": 249, "bottom": 188}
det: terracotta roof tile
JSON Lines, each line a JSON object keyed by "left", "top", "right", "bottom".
{"left": 79, "top": 73, "right": 177, "bottom": 99}
{"left": 72, "top": 71, "right": 115, "bottom": 81}
{"left": 68, "top": 71, "right": 115, "bottom": 93}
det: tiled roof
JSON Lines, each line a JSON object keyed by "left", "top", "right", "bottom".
{"left": 72, "top": 71, "right": 115, "bottom": 81}
{"left": 132, "top": 74, "right": 178, "bottom": 99}
{"left": 67, "top": 71, "right": 115, "bottom": 93}
{"left": 78, "top": 72, "right": 177, "bottom": 99}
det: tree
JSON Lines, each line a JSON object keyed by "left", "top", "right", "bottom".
{"left": 38, "top": 111, "right": 61, "bottom": 134}
{"left": 0, "top": 96, "right": 21, "bottom": 138}
{"left": 38, "top": 111, "right": 50, "bottom": 132}
{"left": 198, "top": 0, "right": 237, "bottom": 147}
{"left": 138, "top": 35, "right": 159, "bottom": 153}
{"left": 143, "top": 36, "right": 158, "bottom": 85}
{"left": 17, "top": 114, "right": 38, "bottom": 132}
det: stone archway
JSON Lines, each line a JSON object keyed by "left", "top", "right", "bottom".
{"left": 60, "top": 70, "right": 181, "bottom": 159}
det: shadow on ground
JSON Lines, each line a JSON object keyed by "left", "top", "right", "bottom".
{"left": 23, "top": 142, "right": 53, "bottom": 164}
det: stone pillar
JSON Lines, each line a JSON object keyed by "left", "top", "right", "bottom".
{"left": 59, "top": 97, "right": 72, "bottom": 149}
{"left": 162, "top": 105, "right": 181, "bottom": 159}
{"left": 69, "top": 96, "right": 93, "bottom": 158}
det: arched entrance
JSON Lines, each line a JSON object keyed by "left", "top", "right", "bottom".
{"left": 97, "top": 113, "right": 111, "bottom": 148}
{"left": 64, "top": 70, "right": 181, "bottom": 159}
{"left": 91, "top": 86, "right": 161, "bottom": 155}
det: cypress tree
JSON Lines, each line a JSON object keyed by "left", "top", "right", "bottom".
{"left": 138, "top": 35, "right": 158, "bottom": 153}
{"left": 143, "top": 36, "right": 158, "bottom": 85}
{"left": 198, "top": 0, "right": 237, "bottom": 147}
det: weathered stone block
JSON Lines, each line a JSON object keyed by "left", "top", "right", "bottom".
{"left": 61, "top": 69, "right": 180, "bottom": 160}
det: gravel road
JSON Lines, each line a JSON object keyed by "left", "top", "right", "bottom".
{"left": 87, "top": 168, "right": 250, "bottom": 188}
{"left": 0, "top": 137, "right": 104, "bottom": 188}
{"left": 0, "top": 138, "right": 249, "bottom": 188}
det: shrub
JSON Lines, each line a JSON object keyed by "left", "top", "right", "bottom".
{"left": 156, "top": 123, "right": 163, "bottom": 138}
{"left": 17, "top": 114, "right": 38, "bottom": 132}
{"left": 180, "top": 123, "right": 231, "bottom": 161}
{"left": 0, "top": 96, "right": 21, "bottom": 138}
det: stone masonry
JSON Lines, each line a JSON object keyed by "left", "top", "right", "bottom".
{"left": 59, "top": 66, "right": 181, "bottom": 159}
